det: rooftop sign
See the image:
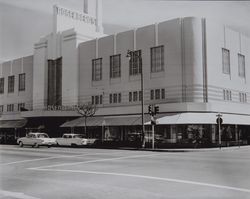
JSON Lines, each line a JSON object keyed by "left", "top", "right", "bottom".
{"left": 55, "top": 5, "right": 96, "bottom": 26}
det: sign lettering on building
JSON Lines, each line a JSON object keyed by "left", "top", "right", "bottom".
{"left": 47, "top": 105, "right": 79, "bottom": 111}
{"left": 55, "top": 6, "right": 96, "bottom": 26}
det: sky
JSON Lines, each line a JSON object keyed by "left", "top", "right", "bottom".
{"left": 0, "top": 0, "right": 250, "bottom": 61}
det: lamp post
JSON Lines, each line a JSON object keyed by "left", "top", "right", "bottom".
{"left": 126, "top": 50, "right": 145, "bottom": 148}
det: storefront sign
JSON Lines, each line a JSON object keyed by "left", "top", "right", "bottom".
{"left": 55, "top": 6, "right": 96, "bottom": 25}
{"left": 47, "top": 105, "right": 79, "bottom": 111}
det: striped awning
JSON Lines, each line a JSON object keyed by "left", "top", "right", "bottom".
{"left": 60, "top": 115, "right": 149, "bottom": 127}
{"left": 0, "top": 119, "right": 27, "bottom": 128}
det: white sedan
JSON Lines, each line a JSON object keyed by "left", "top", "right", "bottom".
{"left": 17, "top": 133, "right": 57, "bottom": 148}
{"left": 56, "top": 134, "right": 97, "bottom": 147}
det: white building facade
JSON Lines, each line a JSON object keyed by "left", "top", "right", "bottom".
{"left": 1, "top": 2, "right": 250, "bottom": 147}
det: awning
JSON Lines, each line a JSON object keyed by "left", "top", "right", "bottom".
{"left": 61, "top": 115, "right": 145, "bottom": 127}
{"left": 0, "top": 119, "right": 27, "bottom": 128}
{"left": 146, "top": 113, "right": 250, "bottom": 125}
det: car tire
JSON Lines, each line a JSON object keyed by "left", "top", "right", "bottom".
{"left": 19, "top": 141, "right": 23, "bottom": 147}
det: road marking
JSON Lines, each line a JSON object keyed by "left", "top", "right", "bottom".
{"left": 29, "top": 153, "right": 160, "bottom": 169}
{"left": 0, "top": 151, "right": 125, "bottom": 166}
{"left": 0, "top": 190, "right": 40, "bottom": 199}
{"left": 29, "top": 168, "right": 250, "bottom": 194}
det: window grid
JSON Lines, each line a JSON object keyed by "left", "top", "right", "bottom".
{"left": 129, "top": 50, "right": 142, "bottom": 76}
{"left": 92, "top": 58, "right": 102, "bottom": 81}
{"left": 0, "top": 78, "right": 4, "bottom": 94}
{"left": 151, "top": 45, "right": 164, "bottom": 73}
{"left": 110, "top": 54, "right": 121, "bottom": 78}
{"left": 8, "top": 76, "right": 15, "bottom": 93}
{"left": 0, "top": 105, "right": 3, "bottom": 112}
{"left": 222, "top": 48, "right": 230, "bottom": 74}
{"left": 238, "top": 54, "right": 245, "bottom": 78}
{"left": 19, "top": 73, "right": 25, "bottom": 91}
{"left": 7, "top": 104, "right": 14, "bottom": 112}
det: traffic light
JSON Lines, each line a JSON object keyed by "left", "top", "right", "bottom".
{"left": 148, "top": 105, "right": 152, "bottom": 114}
{"left": 154, "top": 106, "right": 159, "bottom": 115}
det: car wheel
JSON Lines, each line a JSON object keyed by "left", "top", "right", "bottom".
{"left": 34, "top": 143, "right": 39, "bottom": 148}
{"left": 19, "top": 141, "right": 23, "bottom": 147}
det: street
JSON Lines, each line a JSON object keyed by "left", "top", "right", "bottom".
{"left": 0, "top": 145, "right": 250, "bottom": 199}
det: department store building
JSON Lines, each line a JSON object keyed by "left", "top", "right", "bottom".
{"left": 1, "top": 0, "right": 250, "bottom": 147}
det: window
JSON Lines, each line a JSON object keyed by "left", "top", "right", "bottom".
{"left": 18, "top": 103, "right": 25, "bottom": 111}
{"left": 133, "top": 91, "right": 138, "bottom": 102}
{"left": 161, "top": 89, "right": 165, "bottom": 99}
{"left": 92, "top": 95, "right": 103, "bottom": 105}
{"left": 139, "top": 91, "right": 142, "bottom": 101}
{"left": 239, "top": 92, "right": 247, "bottom": 103}
{"left": 7, "top": 104, "right": 14, "bottom": 112}
{"left": 110, "top": 54, "right": 121, "bottom": 78}
{"left": 118, "top": 93, "right": 121, "bottom": 103}
{"left": 151, "top": 45, "right": 164, "bottom": 73}
{"left": 8, "top": 75, "right": 15, "bottom": 93}
{"left": 0, "top": 78, "right": 4, "bottom": 94}
{"left": 155, "top": 89, "right": 160, "bottom": 100}
{"left": 19, "top": 73, "right": 25, "bottom": 91}
{"left": 100, "top": 95, "right": 103, "bottom": 104}
{"left": 222, "top": 48, "right": 230, "bottom": 74}
{"left": 0, "top": 105, "right": 3, "bottom": 112}
{"left": 238, "top": 54, "right": 245, "bottom": 78}
{"left": 95, "top": 96, "right": 99, "bottom": 105}
{"left": 150, "top": 90, "right": 154, "bottom": 100}
{"left": 129, "top": 92, "right": 132, "bottom": 102}
{"left": 129, "top": 50, "right": 142, "bottom": 76}
{"left": 223, "top": 89, "right": 232, "bottom": 101}
{"left": 109, "top": 94, "right": 112, "bottom": 104}
{"left": 110, "top": 93, "right": 121, "bottom": 104}
{"left": 113, "top": 93, "right": 117, "bottom": 103}
{"left": 92, "top": 58, "right": 102, "bottom": 81}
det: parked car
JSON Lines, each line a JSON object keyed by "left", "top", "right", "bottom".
{"left": 56, "top": 134, "right": 97, "bottom": 147}
{"left": 17, "top": 132, "right": 57, "bottom": 148}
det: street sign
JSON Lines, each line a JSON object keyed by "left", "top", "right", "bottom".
{"left": 216, "top": 117, "right": 223, "bottom": 125}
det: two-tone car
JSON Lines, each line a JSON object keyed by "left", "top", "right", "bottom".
{"left": 17, "top": 132, "right": 57, "bottom": 148}
{"left": 56, "top": 134, "right": 97, "bottom": 147}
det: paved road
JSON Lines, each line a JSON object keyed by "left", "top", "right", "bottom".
{"left": 0, "top": 145, "right": 250, "bottom": 199}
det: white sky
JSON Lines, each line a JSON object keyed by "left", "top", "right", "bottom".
{"left": 0, "top": 0, "right": 250, "bottom": 60}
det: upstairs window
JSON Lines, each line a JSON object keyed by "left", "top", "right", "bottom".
{"left": 19, "top": 73, "right": 26, "bottom": 91}
{"left": 222, "top": 48, "right": 230, "bottom": 74}
{"left": 238, "top": 54, "right": 245, "bottom": 78}
{"left": 92, "top": 58, "right": 102, "bottom": 81}
{"left": 129, "top": 50, "right": 142, "bottom": 76}
{"left": 8, "top": 75, "right": 15, "bottom": 93}
{"left": 0, "top": 78, "right": 4, "bottom": 94}
{"left": 110, "top": 54, "right": 121, "bottom": 78}
{"left": 151, "top": 45, "right": 164, "bottom": 73}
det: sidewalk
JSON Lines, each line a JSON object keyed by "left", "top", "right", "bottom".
{"left": 118, "top": 145, "right": 250, "bottom": 152}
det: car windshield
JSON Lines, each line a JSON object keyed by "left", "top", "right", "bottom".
{"left": 37, "top": 133, "right": 49, "bottom": 138}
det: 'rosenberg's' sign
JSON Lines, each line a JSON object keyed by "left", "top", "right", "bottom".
{"left": 55, "top": 5, "right": 96, "bottom": 26}
{"left": 47, "top": 105, "right": 79, "bottom": 111}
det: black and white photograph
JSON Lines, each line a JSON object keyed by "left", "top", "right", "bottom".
{"left": 0, "top": 0, "right": 250, "bottom": 198}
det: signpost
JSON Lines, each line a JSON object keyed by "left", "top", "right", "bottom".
{"left": 216, "top": 113, "right": 223, "bottom": 149}
{"left": 148, "top": 104, "right": 159, "bottom": 150}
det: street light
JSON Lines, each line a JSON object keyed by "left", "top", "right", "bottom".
{"left": 126, "top": 50, "right": 145, "bottom": 148}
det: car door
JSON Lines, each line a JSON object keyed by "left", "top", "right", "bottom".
{"left": 24, "top": 134, "right": 34, "bottom": 145}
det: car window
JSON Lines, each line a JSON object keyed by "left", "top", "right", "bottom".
{"left": 73, "top": 135, "right": 84, "bottom": 138}
{"left": 38, "top": 134, "right": 49, "bottom": 138}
